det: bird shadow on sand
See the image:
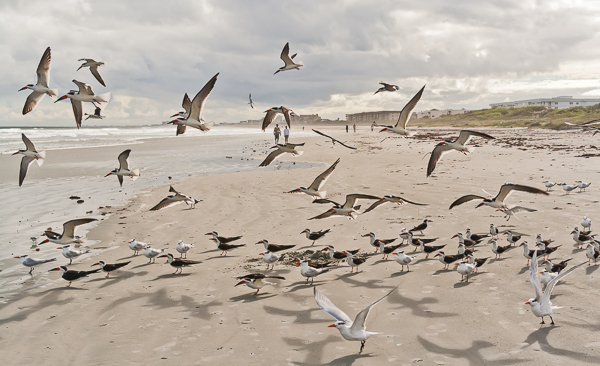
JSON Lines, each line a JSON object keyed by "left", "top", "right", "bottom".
{"left": 521, "top": 326, "right": 600, "bottom": 363}
{"left": 586, "top": 265, "right": 599, "bottom": 275}
{"left": 387, "top": 291, "right": 458, "bottom": 318}
{"left": 418, "top": 336, "right": 530, "bottom": 365}
{"left": 328, "top": 353, "right": 374, "bottom": 366}
{"left": 229, "top": 293, "right": 277, "bottom": 303}
{"left": 205, "top": 255, "right": 240, "bottom": 260}
{"left": 286, "top": 281, "right": 323, "bottom": 293}
{"left": 570, "top": 248, "right": 585, "bottom": 254}
{"left": 130, "top": 262, "right": 158, "bottom": 270}
{"left": 117, "top": 254, "right": 142, "bottom": 261}
{"left": 0, "top": 289, "right": 77, "bottom": 326}
{"left": 263, "top": 305, "right": 324, "bottom": 324}
{"left": 390, "top": 271, "right": 411, "bottom": 278}
{"left": 336, "top": 273, "right": 395, "bottom": 290}
{"left": 489, "top": 257, "right": 510, "bottom": 264}
{"left": 284, "top": 335, "right": 343, "bottom": 365}
{"left": 149, "top": 273, "right": 193, "bottom": 281}
{"left": 86, "top": 270, "right": 149, "bottom": 287}
{"left": 432, "top": 268, "right": 452, "bottom": 275}
{"left": 200, "top": 248, "right": 221, "bottom": 254}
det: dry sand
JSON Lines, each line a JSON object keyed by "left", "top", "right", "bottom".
{"left": 1, "top": 126, "right": 599, "bottom": 365}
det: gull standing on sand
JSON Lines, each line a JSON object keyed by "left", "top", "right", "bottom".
{"left": 168, "top": 73, "right": 219, "bottom": 135}
{"left": 314, "top": 286, "right": 397, "bottom": 354}
{"left": 286, "top": 158, "right": 340, "bottom": 199}
{"left": 77, "top": 59, "right": 106, "bottom": 86}
{"left": 312, "top": 129, "right": 357, "bottom": 150}
{"left": 274, "top": 42, "right": 304, "bottom": 75}
{"left": 373, "top": 82, "right": 400, "bottom": 95}
{"left": 48, "top": 266, "right": 101, "bottom": 287}
{"left": 309, "top": 194, "right": 380, "bottom": 220}
{"left": 258, "top": 143, "right": 304, "bottom": 167}
{"left": 449, "top": 183, "right": 548, "bottom": 210}
{"left": 149, "top": 186, "right": 201, "bottom": 211}
{"left": 13, "top": 255, "right": 56, "bottom": 274}
{"left": 55, "top": 80, "right": 111, "bottom": 128}
{"left": 235, "top": 273, "right": 285, "bottom": 295}
{"left": 13, "top": 133, "right": 46, "bottom": 186}
{"left": 127, "top": 239, "right": 146, "bottom": 255}
{"left": 175, "top": 240, "right": 194, "bottom": 258}
{"left": 581, "top": 216, "right": 592, "bottom": 231}
{"left": 378, "top": 85, "right": 426, "bottom": 137}
{"left": 19, "top": 47, "right": 58, "bottom": 115}
{"left": 39, "top": 218, "right": 97, "bottom": 245}
{"left": 57, "top": 245, "right": 90, "bottom": 265}
{"left": 105, "top": 149, "right": 140, "bottom": 187}
{"left": 454, "top": 261, "right": 477, "bottom": 282}
{"left": 426, "top": 130, "right": 495, "bottom": 177}
{"left": 261, "top": 106, "right": 296, "bottom": 130}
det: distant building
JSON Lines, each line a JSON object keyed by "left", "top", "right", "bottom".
{"left": 490, "top": 96, "right": 600, "bottom": 109}
{"left": 414, "top": 108, "right": 470, "bottom": 119}
{"left": 296, "top": 114, "right": 322, "bottom": 124}
{"left": 346, "top": 111, "right": 403, "bottom": 123}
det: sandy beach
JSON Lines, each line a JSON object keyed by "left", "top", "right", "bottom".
{"left": 1, "top": 126, "right": 599, "bottom": 365}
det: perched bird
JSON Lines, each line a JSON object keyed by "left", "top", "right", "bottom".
{"left": 309, "top": 194, "right": 380, "bottom": 220}
{"left": 503, "top": 230, "right": 522, "bottom": 246}
{"left": 393, "top": 251, "right": 416, "bottom": 271}
{"left": 575, "top": 180, "right": 591, "bottom": 192}
{"left": 39, "top": 218, "right": 97, "bottom": 245}
{"left": 274, "top": 42, "right": 304, "bottom": 75}
{"left": 314, "top": 286, "right": 397, "bottom": 354}
{"left": 55, "top": 79, "right": 111, "bottom": 128}
{"left": 262, "top": 106, "right": 296, "bottom": 130}
{"left": 312, "top": 129, "right": 357, "bottom": 150}
{"left": 205, "top": 231, "right": 243, "bottom": 244}
{"left": 300, "top": 228, "right": 331, "bottom": 245}
{"left": 465, "top": 228, "right": 489, "bottom": 242}
{"left": 160, "top": 253, "right": 202, "bottom": 274}
{"left": 77, "top": 58, "right": 106, "bottom": 86}
{"left": 362, "top": 232, "right": 397, "bottom": 252}
{"left": 255, "top": 239, "right": 295, "bottom": 253}
{"left": 543, "top": 258, "right": 572, "bottom": 274}
{"left": 175, "top": 240, "right": 194, "bottom": 258}
{"left": 418, "top": 240, "right": 446, "bottom": 259}
{"left": 581, "top": 216, "right": 592, "bottom": 231}
{"left": 454, "top": 261, "right": 477, "bottom": 282}
{"left": 379, "top": 85, "right": 426, "bottom": 137}
{"left": 258, "top": 143, "right": 304, "bottom": 167}
{"left": 142, "top": 245, "right": 166, "bottom": 263}
{"left": 466, "top": 254, "right": 489, "bottom": 273}
{"left": 426, "top": 130, "right": 495, "bottom": 177}
{"left": 409, "top": 219, "right": 433, "bottom": 235}
{"left": 344, "top": 251, "right": 366, "bottom": 273}
{"left": 149, "top": 186, "right": 201, "bottom": 211}
{"left": 19, "top": 47, "right": 58, "bottom": 115}
{"left": 91, "top": 261, "right": 131, "bottom": 278}
{"left": 377, "top": 241, "right": 403, "bottom": 260}
{"left": 373, "top": 82, "right": 400, "bottom": 95}
{"left": 571, "top": 227, "right": 595, "bottom": 249}
{"left": 13, "top": 133, "right": 46, "bottom": 186}
{"left": 248, "top": 93, "right": 254, "bottom": 109}
{"left": 434, "top": 251, "right": 461, "bottom": 270}
{"left": 542, "top": 180, "right": 556, "bottom": 191}
{"left": 167, "top": 73, "right": 219, "bottom": 135}
{"left": 539, "top": 268, "right": 558, "bottom": 288}
{"left": 48, "top": 265, "right": 101, "bottom": 287}
{"left": 127, "top": 239, "right": 146, "bottom": 255}
{"left": 210, "top": 238, "right": 246, "bottom": 256}
{"left": 259, "top": 251, "right": 282, "bottom": 270}
{"left": 105, "top": 149, "right": 140, "bottom": 187}
{"left": 525, "top": 251, "right": 586, "bottom": 325}
{"left": 491, "top": 239, "right": 511, "bottom": 259}
{"left": 57, "top": 245, "right": 90, "bottom": 265}
{"left": 585, "top": 242, "right": 600, "bottom": 265}
{"left": 286, "top": 158, "right": 340, "bottom": 200}
{"left": 449, "top": 183, "right": 548, "bottom": 210}
{"left": 295, "top": 258, "right": 330, "bottom": 284}
{"left": 235, "top": 273, "right": 285, "bottom": 295}
{"left": 520, "top": 241, "right": 546, "bottom": 266}
{"left": 84, "top": 106, "right": 105, "bottom": 120}
{"left": 557, "top": 183, "right": 577, "bottom": 194}
{"left": 496, "top": 205, "right": 537, "bottom": 221}
{"left": 14, "top": 255, "right": 56, "bottom": 274}
{"left": 321, "top": 246, "right": 359, "bottom": 265}
{"left": 362, "top": 195, "right": 427, "bottom": 214}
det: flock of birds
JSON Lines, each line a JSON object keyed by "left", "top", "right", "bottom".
{"left": 11, "top": 43, "right": 600, "bottom": 355}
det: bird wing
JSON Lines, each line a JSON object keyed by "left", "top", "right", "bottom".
{"left": 62, "top": 218, "right": 97, "bottom": 238}
{"left": 449, "top": 194, "right": 486, "bottom": 209}
{"left": 189, "top": 72, "right": 219, "bottom": 122}
{"left": 379, "top": 82, "right": 391, "bottom": 87}
{"left": 362, "top": 199, "right": 386, "bottom": 214}
{"left": 89, "top": 65, "right": 106, "bottom": 87}
{"left": 529, "top": 251, "right": 543, "bottom": 303}
{"left": 578, "top": 119, "right": 600, "bottom": 126}
{"left": 308, "top": 158, "right": 340, "bottom": 192}
{"left": 394, "top": 85, "right": 426, "bottom": 129}
{"left": 395, "top": 196, "right": 428, "bottom": 206}
{"left": 427, "top": 143, "right": 454, "bottom": 177}
{"left": 118, "top": 175, "right": 124, "bottom": 187}
{"left": 259, "top": 149, "right": 285, "bottom": 167}
{"left": 21, "top": 133, "right": 36, "bottom": 152}
{"left": 308, "top": 210, "right": 336, "bottom": 220}
{"left": 150, "top": 197, "right": 182, "bottom": 211}
{"left": 286, "top": 142, "right": 305, "bottom": 148}
{"left": 281, "top": 106, "right": 292, "bottom": 128}
{"left": 314, "top": 287, "right": 353, "bottom": 324}
{"left": 335, "top": 140, "right": 357, "bottom": 150}
{"left": 541, "top": 260, "right": 587, "bottom": 311}
{"left": 312, "top": 129, "right": 333, "bottom": 140}
{"left": 94, "top": 106, "right": 102, "bottom": 116}
{"left": 343, "top": 194, "right": 381, "bottom": 209}
{"left": 169, "top": 186, "right": 180, "bottom": 194}
{"left": 350, "top": 286, "right": 398, "bottom": 333}
{"left": 261, "top": 109, "right": 279, "bottom": 131}
{"left": 118, "top": 149, "right": 131, "bottom": 170}
{"left": 507, "top": 206, "right": 536, "bottom": 213}
{"left": 496, "top": 183, "right": 548, "bottom": 202}
{"left": 176, "top": 124, "right": 187, "bottom": 136}
{"left": 72, "top": 80, "right": 94, "bottom": 96}
{"left": 70, "top": 98, "right": 83, "bottom": 129}
{"left": 182, "top": 93, "right": 192, "bottom": 116}
{"left": 22, "top": 91, "right": 45, "bottom": 115}
{"left": 280, "top": 42, "right": 294, "bottom": 66}
{"left": 36, "top": 47, "right": 51, "bottom": 88}
{"left": 455, "top": 130, "right": 495, "bottom": 145}
{"left": 19, "top": 156, "right": 35, "bottom": 186}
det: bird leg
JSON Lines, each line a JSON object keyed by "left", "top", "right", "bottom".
{"left": 359, "top": 340, "right": 366, "bottom": 354}
{"left": 68, "top": 282, "right": 72, "bottom": 287}
{"left": 29, "top": 267, "right": 34, "bottom": 275}
{"left": 549, "top": 316, "right": 555, "bottom": 325}
{"left": 540, "top": 317, "right": 545, "bottom": 325}
{"left": 254, "top": 289, "right": 260, "bottom": 295}
{"left": 69, "top": 258, "right": 73, "bottom": 265}
{"left": 106, "top": 273, "right": 110, "bottom": 278}
{"left": 407, "top": 265, "right": 410, "bottom": 272}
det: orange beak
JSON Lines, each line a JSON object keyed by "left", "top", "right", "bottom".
{"left": 56, "top": 247, "right": 62, "bottom": 249}
{"left": 259, "top": 253, "right": 264, "bottom": 256}
{"left": 525, "top": 301, "right": 531, "bottom": 305}
{"left": 327, "top": 324, "right": 336, "bottom": 328}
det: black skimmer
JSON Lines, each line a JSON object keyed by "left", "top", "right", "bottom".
{"left": 77, "top": 58, "right": 106, "bottom": 86}
{"left": 449, "top": 183, "right": 548, "bottom": 210}
{"left": 84, "top": 106, "right": 105, "bottom": 120}
{"left": 373, "top": 82, "right": 400, "bottom": 95}
{"left": 294, "top": 258, "right": 330, "bottom": 284}
{"left": 206, "top": 231, "right": 243, "bottom": 244}
{"left": 300, "top": 228, "right": 331, "bottom": 245}
{"left": 312, "top": 129, "right": 357, "bottom": 150}
{"left": 309, "top": 194, "right": 380, "bottom": 220}
{"left": 585, "top": 242, "right": 600, "bottom": 265}
{"left": 344, "top": 251, "right": 366, "bottom": 272}
{"left": 259, "top": 251, "right": 282, "bottom": 270}
{"left": 248, "top": 93, "right": 254, "bottom": 109}
{"left": 362, "top": 195, "right": 427, "bottom": 214}
{"left": 452, "top": 233, "right": 481, "bottom": 248}
{"left": 274, "top": 42, "right": 303, "bottom": 75}
{"left": 379, "top": 85, "right": 426, "bottom": 137}
{"left": 466, "top": 254, "right": 489, "bottom": 273}
{"left": 256, "top": 239, "right": 295, "bottom": 253}
{"left": 49, "top": 265, "right": 100, "bottom": 287}
{"left": 55, "top": 79, "right": 111, "bottom": 128}
{"left": 105, "top": 149, "right": 140, "bottom": 187}
{"left": 539, "top": 269, "right": 558, "bottom": 288}
{"left": 57, "top": 245, "right": 90, "bottom": 265}
{"left": 210, "top": 238, "right": 246, "bottom": 256}
{"left": 168, "top": 73, "right": 219, "bottom": 135}
{"left": 457, "top": 243, "right": 475, "bottom": 258}
{"left": 258, "top": 143, "right": 304, "bottom": 167}
{"left": 286, "top": 158, "right": 340, "bottom": 200}
{"left": 91, "top": 261, "right": 131, "bottom": 278}
{"left": 407, "top": 232, "right": 438, "bottom": 252}
{"left": 168, "top": 93, "right": 192, "bottom": 135}
{"left": 434, "top": 251, "right": 460, "bottom": 269}
{"left": 175, "top": 240, "right": 194, "bottom": 258}
{"left": 409, "top": 219, "right": 433, "bottom": 235}
{"left": 149, "top": 186, "right": 201, "bottom": 211}
{"left": 418, "top": 241, "right": 446, "bottom": 259}
{"left": 160, "top": 253, "right": 202, "bottom": 274}
{"left": 575, "top": 180, "right": 591, "bottom": 192}
{"left": 571, "top": 227, "right": 595, "bottom": 249}
{"left": 503, "top": 230, "right": 522, "bottom": 246}
{"left": 321, "top": 246, "right": 359, "bottom": 265}
{"left": 39, "top": 218, "right": 97, "bottom": 245}
{"left": 314, "top": 286, "right": 397, "bottom": 355}
{"left": 465, "top": 228, "right": 489, "bottom": 242}
{"left": 454, "top": 261, "right": 477, "bottom": 282}
{"left": 235, "top": 273, "right": 285, "bottom": 295}
{"left": 543, "top": 258, "right": 572, "bottom": 274}
{"left": 525, "top": 251, "right": 586, "bottom": 325}
{"left": 520, "top": 241, "right": 545, "bottom": 265}
{"left": 377, "top": 241, "right": 403, "bottom": 260}
{"left": 489, "top": 224, "right": 500, "bottom": 239}
{"left": 535, "top": 240, "right": 561, "bottom": 259}
{"left": 142, "top": 245, "right": 166, "bottom": 263}
{"left": 581, "top": 216, "right": 592, "bottom": 231}
{"left": 127, "top": 239, "right": 146, "bottom": 255}
{"left": 558, "top": 183, "right": 577, "bottom": 194}
{"left": 393, "top": 251, "right": 416, "bottom": 271}
{"left": 542, "top": 181, "right": 556, "bottom": 191}
{"left": 19, "top": 47, "right": 58, "bottom": 115}
{"left": 426, "top": 130, "right": 495, "bottom": 177}
{"left": 262, "top": 106, "right": 297, "bottom": 130}
{"left": 491, "top": 239, "right": 511, "bottom": 259}
{"left": 362, "top": 232, "right": 397, "bottom": 252}
{"left": 13, "top": 133, "right": 46, "bottom": 186}
{"left": 14, "top": 255, "right": 56, "bottom": 274}
{"left": 496, "top": 205, "right": 536, "bottom": 221}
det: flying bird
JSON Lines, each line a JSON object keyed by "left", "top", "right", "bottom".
{"left": 309, "top": 194, "right": 380, "bottom": 220}
{"left": 362, "top": 195, "right": 427, "bottom": 214}
{"left": 55, "top": 80, "right": 111, "bottom": 128}
{"left": 105, "top": 149, "right": 140, "bottom": 187}
{"left": 39, "top": 218, "right": 98, "bottom": 245}
{"left": 426, "top": 130, "right": 495, "bottom": 177}
{"left": 77, "top": 58, "right": 106, "bottom": 86}
{"left": 168, "top": 73, "right": 219, "bottom": 135}
{"left": 262, "top": 106, "right": 296, "bottom": 130}
{"left": 258, "top": 143, "right": 304, "bottom": 167}
{"left": 13, "top": 133, "right": 46, "bottom": 186}
{"left": 373, "top": 82, "right": 400, "bottom": 95}
{"left": 379, "top": 85, "right": 426, "bottom": 137}
{"left": 248, "top": 93, "right": 254, "bottom": 108}
{"left": 274, "top": 42, "right": 304, "bottom": 74}
{"left": 149, "top": 186, "right": 201, "bottom": 211}
{"left": 286, "top": 158, "right": 340, "bottom": 199}
{"left": 19, "top": 47, "right": 58, "bottom": 115}
{"left": 449, "top": 183, "right": 548, "bottom": 210}
{"left": 84, "top": 106, "right": 105, "bottom": 120}
{"left": 312, "top": 129, "right": 357, "bottom": 149}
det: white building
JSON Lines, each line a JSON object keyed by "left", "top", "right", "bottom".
{"left": 414, "top": 108, "right": 470, "bottom": 119}
{"left": 490, "top": 96, "right": 600, "bottom": 109}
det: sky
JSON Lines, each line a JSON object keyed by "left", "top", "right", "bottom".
{"left": 2, "top": 0, "right": 600, "bottom": 127}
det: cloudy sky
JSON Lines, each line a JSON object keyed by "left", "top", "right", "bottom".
{"left": 3, "top": 0, "right": 600, "bottom": 127}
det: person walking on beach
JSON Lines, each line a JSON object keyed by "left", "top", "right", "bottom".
{"left": 274, "top": 124, "right": 281, "bottom": 144}
{"left": 371, "top": 122, "right": 375, "bottom": 132}
{"left": 353, "top": 123, "right": 356, "bottom": 133}
{"left": 346, "top": 125, "right": 349, "bottom": 133}
{"left": 284, "top": 126, "right": 290, "bottom": 144}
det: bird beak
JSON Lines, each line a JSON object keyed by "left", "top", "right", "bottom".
{"left": 105, "top": 172, "right": 112, "bottom": 177}
{"left": 327, "top": 324, "right": 336, "bottom": 328}
{"left": 48, "top": 267, "right": 60, "bottom": 272}
{"left": 451, "top": 234, "right": 458, "bottom": 239}
{"left": 54, "top": 95, "right": 68, "bottom": 103}
{"left": 158, "top": 254, "right": 168, "bottom": 258}
{"left": 524, "top": 301, "right": 531, "bottom": 305}
{"left": 19, "top": 86, "right": 29, "bottom": 91}
{"left": 13, "top": 256, "right": 20, "bottom": 259}
{"left": 475, "top": 202, "right": 484, "bottom": 208}
{"left": 55, "top": 247, "right": 62, "bottom": 250}
{"left": 38, "top": 239, "right": 49, "bottom": 245}
{"left": 235, "top": 280, "right": 245, "bottom": 287}
{"left": 12, "top": 151, "right": 19, "bottom": 155}
{"left": 391, "top": 252, "right": 397, "bottom": 255}
{"left": 91, "top": 263, "right": 99, "bottom": 267}
{"left": 259, "top": 253, "right": 264, "bottom": 256}
{"left": 539, "top": 271, "right": 544, "bottom": 274}
{"left": 454, "top": 263, "right": 459, "bottom": 265}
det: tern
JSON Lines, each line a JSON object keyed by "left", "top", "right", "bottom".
{"left": 235, "top": 273, "right": 285, "bottom": 295}
{"left": 314, "top": 286, "right": 397, "bottom": 354}
{"left": 13, "top": 133, "right": 46, "bottom": 186}
{"left": 255, "top": 239, "right": 295, "bottom": 252}
{"left": 39, "top": 218, "right": 97, "bottom": 245}
{"left": 19, "top": 47, "right": 58, "bottom": 115}
{"left": 454, "top": 261, "right": 477, "bottom": 282}
{"left": 312, "top": 129, "right": 357, "bottom": 150}
{"left": 175, "top": 240, "right": 194, "bottom": 258}
{"left": 434, "top": 251, "right": 462, "bottom": 270}
{"left": 286, "top": 158, "right": 340, "bottom": 199}
{"left": 274, "top": 42, "right": 304, "bottom": 74}
{"left": 55, "top": 80, "right": 111, "bottom": 128}
{"left": 261, "top": 106, "right": 296, "bottom": 130}
{"left": 309, "top": 194, "right": 380, "bottom": 220}
{"left": 503, "top": 230, "right": 522, "bottom": 246}
{"left": 406, "top": 232, "right": 438, "bottom": 252}
{"left": 295, "top": 258, "right": 330, "bottom": 284}
{"left": 91, "top": 261, "right": 131, "bottom": 278}
{"left": 142, "top": 245, "right": 166, "bottom": 263}
{"left": 344, "top": 251, "right": 367, "bottom": 272}
{"left": 14, "top": 255, "right": 56, "bottom": 274}
{"left": 452, "top": 233, "right": 481, "bottom": 248}
{"left": 539, "top": 269, "right": 558, "bottom": 288}
{"left": 557, "top": 183, "right": 577, "bottom": 194}
{"left": 571, "top": 227, "right": 595, "bottom": 249}
{"left": 575, "top": 180, "right": 591, "bottom": 192}
{"left": 84, "top": 106, "right": 105, "bottom": 120}
{"left": 496, "top": 205, "right": 537, "bottom": 221}
{"left": 465, "top": 228, "right": 489, "bottom": 242}
{"left": 525, "top": 251, "right": 586, "bottom": 325}
{"left": 258, "top": 143, "right": 304, "bottom": 167}
{"left": 519, "top": 241, "right": 545, "bottom": 266}
{"left": 300, "top": 228, "right": 331, "bottom": 245}
{"left": 259, "top": 251, "right": 282, "bottom": 270}
{"left": 57, "top": 245, "right": 90, "bottom": 265}
{"left": 105, "top": 149, "right": 140, "bottom": 187}
{"left": 149, "top": 186, "right": 201, "bottom": 211}
{"left": 449, "top": 183, "right": 548, "bottom": 210}
{"left": 127, "top": 239, "right": 146, "bottom": 255}
{"left": 418, "top": 241, "right": 446, "bottom": 259}
{"left": 393, "top": 251, "right": 416, "bottom": 271}
{"left": 159, "top": 253, "right": 202, "bottom": 274}
{"left": 49, "top": 265, "right": 101, "bottom": 287}
{"left": 248, "top": 93, "right": 254, "bottom": 108}
{"left": 379, "top": 85, "right": 426, "bottom": 137}
{"left": 168, "top": 73, "right": 219, "bottom": 135}
{"left": 362, "top": 195, "right": 427, "bottom": 214}
{"left": 489, "top": 224, "right": 500, "bottom": 239}
{"left": 426, "top": 130, "right": 495, "bottom": 177}
{"left": 205, "top": 231, "right": 243, "bottom": 244}
{"left": 373, "top": 82, "right": 400, "bottom": 95}
{"left": 210, "top": 237, "right": 246, "bottom": 255}
{"left": 542, "top": 181, "right": 556, "bottom": 191}
{"left": 77, "top": 58, "right": 106, "bottom": 86}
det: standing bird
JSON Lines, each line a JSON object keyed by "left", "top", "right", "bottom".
{"left": 142, "top": 245, "right": 166, "bottom": 263}
{"left": 300, "top": 228, "right": 331, "bottom": 246}
{"left": 210, "top": 238, "right": 246, "bottom": 256}
{"left": 235, "top": 273, "right": 285, "bottom": 295}
{"left": 205, "top": 231, "right": 243, "bottom": 244}
{"left": 175, "top": 240, "right": 194, "bottom": 258}
{"left": 454, "top": 261, "right": 477, "bottom": 282}
{"left": 525, "top": 251, "right": 586, "bottom": 325}
{"left": 149, "top": 186, "right": 201, "bottom": 211}
{"left": 571, "top": 227, "right": 594, "bottom": 249}
{"left": 426, "top": 130, "right": 495, "bottom": 177}
{"left": 407, "top": 232, "right": 438, "bottom": 252}
{"left": 322, "top": 246, "right": 359, "bottom": 265}
{"left": 542, "top": 181, "right": 556, "bottom": 191}
{"left": 105, "top": 149, "right": 140, "bottom": 187}
{"left": 77, "top": 58, "right": 106, "bottom": 86}
{"left": 39, "top": 218, "right": 97, "bottom": 245}
{"left": 295, "top": 258, "right": 330, "bottom": 284}
{"left": 489, "top": 224, "right": 500, "bottom": 239}
{"left": 258, "top": 143, "right": 304, "bottom": 167}
{"left": 543, "top": 258, "right": 572, "bottom": 274}
{"left": 49, "top": 266, "right": 101, "bottom": 287}
{"left": 127, "top": 239, "right": 146, "bottom": 255}
{"left": 248, "top": 93, "right": 254, "bottom": 108}
{"left": 259, "top": 251, "right": 282, "bottom": 270}
{"left": 466, "top": 254, "right": 489, "bottom": 273}
{"left": 581, "top": 216, "right": 592, "bottom": 232}
{"left": 393, "top": 251, "right": 416, "bottom": 271}
{"left": 575, "top": 180, "right": 591, "bottom": 192}
{"left": 344, "top": 251, "right": 367, "bottom": 273}
{"left": 286, "top": 158, "right": 340, "bottom": 200}
{"left": 14, "top": 255, "right": 56, "bottom": 275}
{"left": 434, "top": 251, "right": 462, "bottom": 270}
{"left": 520, "top": 241, "right": 546, "bottom": 266}
{"left": 409, "top": 219, "right": 433, "bottom": 235}
{"left": 13, "top": 133, "right": 46, "bottom": 186}
{"left": 19, "top": 47, "right": 58, "bottom": 115}
{"left": 314, "top": 286, "right": 397, "bottom": 354}
{"left": 504, "top": 230, "right": 523, "bottom": 246}
{"left": 261, "top": 106, "right": 296, "bottom": 130}
{"left": 160, "top": 253, "right": 202, "bottom": 274}
{"left": 449, "top": 183, "right": 548, "bottom": 210}
{"left": 418, "top": 240, "right": 446, "bottom": 259}
{"left": 491, "top": 239, "right": 511, "bottom": 259}
{"left": 465, "top": 228, "right": 489, "bottom": 242}
{"left": 255, "top": 239, "right": 295, "bottom": 253}
{"left": 309, "top": 194, "right": 380, "bottom": 220}
{"left": 538, "top": 269, "right": 558, "bottom": 288}
{"left": 377, "top": 241, "right": 403, "bottom": 260}
{"left": 558, "top": 183, "right": 577, "bottom": 194}
{"left": 312, "top": 129, "right": 357, "bottom": 150}
{"left": 361, "top": 232, "right": 397, "bottom": 252}
{"left": 55, "top": 79, "right": 111, "bottom": 128}
{"left": 91, "top": 261, "right": 131, "bottom": 278}
{"left": 168, "top": 73, "right": 219, "bottom": 135}
{"left": 379, "top": 85, "right": 426, "bottom": 137}
{"left": 373, "top": 82, "right": 400, "bottom": 95}
{"left": 585, "top": 242, "right": 600, "bottom": 265}
{"left": 274, "top": 42, "right": 304, "bottom": 75}
{"left": 57, "top": 245, "right": 90, "bottom": 265}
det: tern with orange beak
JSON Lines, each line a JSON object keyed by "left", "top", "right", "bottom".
{"left": 57, "top": 245, "right": 90, "bottom": 265}
{"left": 14, "top": 255, "right": 56, "bottom": 275}
{"left": 54, "top": 80, "right": 111, "bottom": 128}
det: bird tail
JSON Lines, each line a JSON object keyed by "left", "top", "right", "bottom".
{"left": 293, "top": 150, "right": 304, "bottom": 157}
{"left": 464, "top": 146, "right": 476, "bottom": 154}
{"left": 131, "top": 169, "right": 140, "bottom": 180}
{"left": 47, "top": 89, "right": 59, "bottom": 98}
{"left": 194, "top": 199, "right": 201, "bottom": 204}
{"left": 45, "top": 258, "right": 57, "bottom": 263}
{"left": 36, "top": 151, "right": 46, "bottom": 166}
{"left": 317, "top": 191, "right": 327, "bottom": 199}
{"left": 96, "top": 92, "right": 112, "bottom": 104}
{"left": 296, "top": 61, "right": 304, "bottom": 67}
